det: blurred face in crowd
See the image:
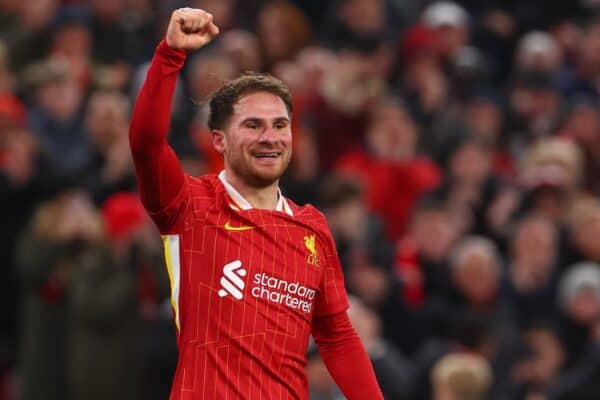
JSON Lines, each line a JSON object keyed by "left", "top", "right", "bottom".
{"left": 411, "top": 209, "right": 460, "bottom": 262}
{"left": 85, "top": 91, "right": 129, "bottom": 151}
{"left": 579, "top": 22, "right": 600, "bottom": 72}
{"left": 52, "top": 24, "right": 92, "bottom": 60}
{"left": 453, "top": 245, "right": 499, "bottom": 305}
{"left": 89, "top": 0, "right": 125, "bottom": 22}
{"left": 465, "top": 99, "right": 503, "bottom": 144}
{"left": 571, "top": 208, "right": 600, "bottom": 262}
{"left": 328, "top": 197, "right": 366, "bottom": 243}
{"left": 36, "top": 74, "right": 82, "bottom": 122}
{"left": 441, "top": 25, "right": 468, "bottom": 57}
{"left": 366, "top": 101, "right": 418, "bottom": 162}
{"left": 530, "top": 186, "right": 569, "bottom": 223}
{"left": 516, "top": 33, "right": 562, "bottom": 74}
{"left": 258, "top": 2, "right": 311, "bottom": 65}
{"left": 17, "top": 0, "right": 58, "bottom": 29}
{"left": 273, "top": 47, "right": 337, "bottom": 96}
{"left": 1, "top": 128, "right": 37, "bottom": 185}
{"left": 564, "top": 102, "right": 600, "bottom": 148}
{"left": 220, "top": 30, "right": 263, "bottom": 73}
{"left": 192, "top": 0, "right": 235, "bottom": 30}
{"left": 511, "top": 85, "right": 560, "bottom": 130}
{"left": 449, "top": 142, "right": 491, "bottom": 186}
{"left": 213, "top": 92, "right": 292, "bottom": 188}
{"left": 339, "top": 0, "right": 384, "bottom": 34}
{"left": 511, "top": 216, "right": 557, "bottom": 289}
{"left": 188, "top": 53, "right": 237, "bottom": 102}
{"left": 567, "top": 286, "right": 600, "bottom": 325}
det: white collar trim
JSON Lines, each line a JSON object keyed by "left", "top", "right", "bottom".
{"left": 218, "top": 171, "right": 293, "bottom": 216}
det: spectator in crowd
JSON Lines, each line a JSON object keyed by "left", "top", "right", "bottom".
{"left": 514, "top": 31, "right": 563, "bottom": 75}
{"left": 15, "top": 189, "right": 104, "bottom": 400}
{"left": 421, "top": 1, "right": 470, "bottom": 62}
{"left": 81, "top": 90, "right": 137, "bottom": 204}
{"left": 558, "top": 96, "right": 600, "bottom": 195}
{"left": 557, "top": 262, "right": 600, "bottom": 368}
{"left": 219, "top": 29, "right": 263, "bottom": 73}
{"left": 256, "top": 1, "right": 312, "bottom": 72}
{"left": 431, "top": 352, "right": 492, "bottom": 400}
{"left": 1, "top": 0, "right": 58, "bottom": 71}
{"left": 67, "top": 192, "right": 143, "bottom": 400}
{"left": 507, "top": 71, "right": 563, "bottom": 147}
{"left": 567, "top": 198, "right": 600, "bottom": 266}
{"left": 504, "top": 213, "right": 561, "bottom": 327}
{"left": 318, "top": 176, "right": 394, "bottom": 306}
{"left": 334, "top": 96, "right": 441, "bottom": 240}
{"left": 24, "top": 57, "right": 89, "bottom": 176}
{"left": 511, "top": 322, "right": 565, "bottom": 399}
{"left": 0, "top": 101, "right": 60, "bottom": 385}
{"left": 323, "top": 0, "right": 392, "bottom": 51}
{"left": 518, "top": 138, "right": 583, "bottom": 225}
{"left": 431, "top": 136, "right": 515, "bottom": 239}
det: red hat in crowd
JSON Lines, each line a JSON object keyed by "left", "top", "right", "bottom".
{"left": 101, "top": 192, "right": 148, "bottom": 240}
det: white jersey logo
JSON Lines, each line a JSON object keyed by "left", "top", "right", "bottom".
{"left": 218, "top": 260, "right": 247, "bottom": 300}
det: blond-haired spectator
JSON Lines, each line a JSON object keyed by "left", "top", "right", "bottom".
{"left": 432, "top": 352, "right": 492, "bottom": 400}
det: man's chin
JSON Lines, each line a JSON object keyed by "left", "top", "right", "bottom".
{"left": 229, "top": 163, "right": 285, "bottom": 188}
{"left": 246, "top": 167, "right": 285, "bottom": 188}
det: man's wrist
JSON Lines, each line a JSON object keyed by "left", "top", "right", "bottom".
{"left": 156, "top": 39, "right": 188, "bottom": 64}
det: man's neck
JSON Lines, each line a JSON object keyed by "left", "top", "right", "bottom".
{"left": 223, "top": 170, "right": 279, "bottom": 210}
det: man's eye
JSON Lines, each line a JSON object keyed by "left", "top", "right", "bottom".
{"left": 275, "top": 122, "right": 287, "bottom": 130}
{"left": 246, "top": 122, "right": 259, "bottom": 129}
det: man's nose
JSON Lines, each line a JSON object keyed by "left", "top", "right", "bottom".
{"left": 258, "top": 127, "right": 278, "bottom": 143}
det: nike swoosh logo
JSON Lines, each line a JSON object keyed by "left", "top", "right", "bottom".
{"left": 224, "top": 221, "right": 255, "bottom": 231}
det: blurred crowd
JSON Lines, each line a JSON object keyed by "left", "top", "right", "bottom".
{"left": 3, "top": 0, "right": 600, "bottom": 399}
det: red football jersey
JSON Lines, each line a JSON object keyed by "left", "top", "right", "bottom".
{"left": 154, "top": 171, "right": 349, "bottom": 399}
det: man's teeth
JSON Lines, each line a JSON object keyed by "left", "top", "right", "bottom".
{"left": 255, "top": 153, "right": 280, "bottom": 158}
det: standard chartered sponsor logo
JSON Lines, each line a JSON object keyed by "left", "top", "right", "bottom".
{"left": 218, "top": 260, "right": 247, "bottom": 300}
{"left": 218, "top": 261, "right": 315, "bottom": 312}
{"left": 251, "top": 272, "right": 316, "bottom": 313}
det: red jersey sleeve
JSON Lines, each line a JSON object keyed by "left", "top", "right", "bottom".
{"left": 129, "top": 40, "right": 189, "bottom": 232}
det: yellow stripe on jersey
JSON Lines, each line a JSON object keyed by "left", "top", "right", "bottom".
{"left": 162, "top": 234, "right": 181, "bottom": 332}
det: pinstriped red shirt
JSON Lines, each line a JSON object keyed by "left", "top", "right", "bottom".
{"left": 156, "top": 171, "right": 348, "bottom": 399}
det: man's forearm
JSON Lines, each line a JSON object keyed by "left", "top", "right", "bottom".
{"left": 312, "top": 312, "right": 384, "bottom": 400}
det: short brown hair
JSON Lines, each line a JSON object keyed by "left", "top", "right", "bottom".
{"left": 208, "top": 72, "right": 292, "bottom": 131}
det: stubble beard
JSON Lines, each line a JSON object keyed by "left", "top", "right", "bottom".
{"left": 227, "top": 150, "right": 292, "bottom": 189}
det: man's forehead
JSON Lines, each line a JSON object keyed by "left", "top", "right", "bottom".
{"left": 232, "top": 92, "right": 289, "bottom": 118}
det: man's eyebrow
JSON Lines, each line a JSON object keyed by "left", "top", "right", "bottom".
{"left": 240, "top": 117, "right": 262, "bottom": 124}
{"left": 273, "top": 116, "right": 290, "bottom": 123}
{"left": 239, "top": 116, "right": 290, "bottom": 124}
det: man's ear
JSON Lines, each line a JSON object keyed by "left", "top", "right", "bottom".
{"left": 212, "top": 129, "right": 226, "bottom": 154}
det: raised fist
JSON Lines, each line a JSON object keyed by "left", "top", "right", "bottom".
{"left": 166, "top": 8, "right": 220, "bottom": 52}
